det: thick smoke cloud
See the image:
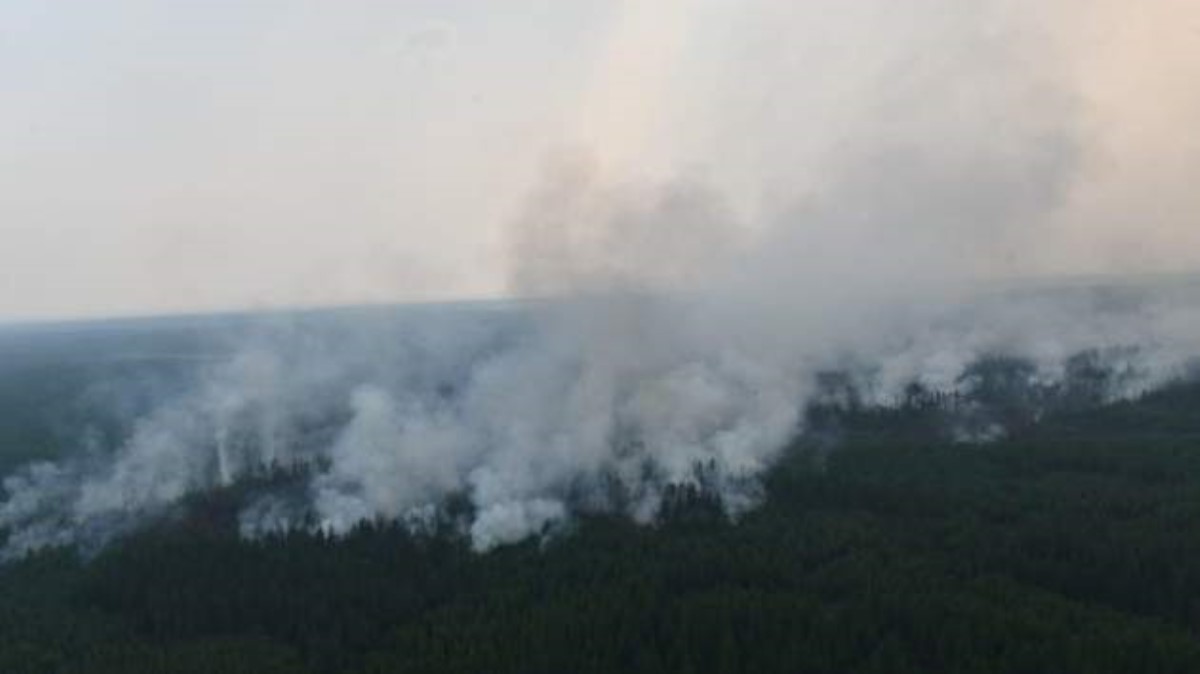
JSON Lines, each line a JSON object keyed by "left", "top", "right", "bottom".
{"left": 3, "top": 281, "right": 1196, "bottom": 559}
{"left": 3, "top": 0, "right": 1200, "bottom": 557}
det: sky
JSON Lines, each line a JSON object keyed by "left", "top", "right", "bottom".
{"left": 1, "top": 0, "right": 1198, "bottom": 321}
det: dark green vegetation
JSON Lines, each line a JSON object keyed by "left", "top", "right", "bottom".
{"left": 0, "top": 317, "right": 231, "bottom": 474}
{"left": 2, "top": 378, "right": 1199, "bottom": 673}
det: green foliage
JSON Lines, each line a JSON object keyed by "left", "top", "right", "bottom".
{"left": 3, "top": 383, "right": 1200, "bottom": 672}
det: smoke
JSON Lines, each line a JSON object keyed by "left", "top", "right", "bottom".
{"left": 3, "top": 0, "right": 1200, "bottom": 557}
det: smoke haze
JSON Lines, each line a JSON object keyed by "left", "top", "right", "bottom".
{"left": 2, "top": 0, "right": 1199, "bottom": 556}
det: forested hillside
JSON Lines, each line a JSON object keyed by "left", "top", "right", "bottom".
{"left": 2, "top": 380, "right": 1200, "bottom": 673}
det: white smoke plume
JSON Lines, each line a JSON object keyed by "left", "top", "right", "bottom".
{"left": 3, "top": 0, "right": 1200, "bottom": 557}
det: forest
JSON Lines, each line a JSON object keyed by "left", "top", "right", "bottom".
{"left": 2, "top": 366, "right": 1200, "bottom": 673}
{"left": 5, "top": 0, "right": 1199, "bottom": 670}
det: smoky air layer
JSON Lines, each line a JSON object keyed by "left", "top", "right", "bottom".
{"left": 2, "top": 0, "right": 1200, "bottom": 557}
{"left": 2, "top": 285, "right": 1199, "bottom": 559}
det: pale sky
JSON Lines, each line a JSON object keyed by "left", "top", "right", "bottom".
{"left": 2, "top": 1, "right": 1198, "bottom": 320}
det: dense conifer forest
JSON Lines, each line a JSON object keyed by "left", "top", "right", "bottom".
{"left": 5, "top": 0, "right": 1199, "bottom": 670}
{"left": 3, "top": 374, "right": 1200, "bottom": 673}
